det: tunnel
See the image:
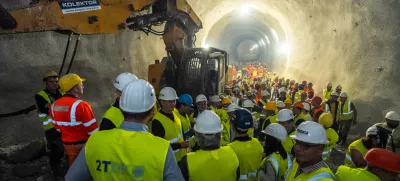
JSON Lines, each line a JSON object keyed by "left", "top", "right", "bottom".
{"left": 0, "top": 0, "right": 400, "bottom": 178}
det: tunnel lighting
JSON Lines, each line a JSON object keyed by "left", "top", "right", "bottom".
{"left": 271, "top": 29, "right": 279, "bottom": 42}
{"left": 280, "top": 43, "right": 291, "bottom": 55}
{"left": 260, "top": 40, "right": 266, "bottom": 46}
{"left": 202, "top": 44, "right": 210, "bottom": 49}
{"left": 250, "top": 44, "right": 259, "bottom": 52}
{"left": 265, "top": 36, "right": 270, "bottom": 45}
{"left": 240, "top": 6, "right": 249, "bottom": 16}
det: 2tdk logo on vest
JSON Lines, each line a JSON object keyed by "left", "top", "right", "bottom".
{"left": 96, "top": 160, "right": 144, "bottom": 177}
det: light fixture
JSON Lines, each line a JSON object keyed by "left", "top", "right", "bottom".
{"left": 260, "top": 40, "right": 266, "bottom": 46}
{"left": 202, "top": 44, "right": 210, "bottom": 49}
{"left": 271, "top": 28, "right": 279, "bottom": 42}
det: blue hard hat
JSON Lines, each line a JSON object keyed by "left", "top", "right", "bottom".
{"left": 178, "top": 94, "right": 194, "bottom": 106}
{"left": 233, "top": 108, "right": 253, "bottom": 130}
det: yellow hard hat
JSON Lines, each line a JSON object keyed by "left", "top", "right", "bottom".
{"left": 284, "top": 99, "right": 292, "bottom": 105}
{"left": 59, "top": 73, "right": 85, "bottom": 92}
{"left": 264, "top": 101, "right": 277, "bottom": 111}
{"left": 42, "top": 70, "right": 58, "bottom": 80}
{"left": 222, "top": 97, "right": 231, "bottom": 105}
{"left": 318, "top": 113, "right": 333, "bottom": 128}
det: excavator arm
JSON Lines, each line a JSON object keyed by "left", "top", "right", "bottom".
{"left": 0, "top": 0, "right": 201, "bottom": 35}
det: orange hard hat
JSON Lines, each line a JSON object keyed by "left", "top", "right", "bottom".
{"left": 365, "top": 148, "right": 400, "bottom": 173}
{"left": 311, "top": 96, "right": 322, "bottom": 105}
{"left": 293, "top": 101, "right": 304, "bottom": 109}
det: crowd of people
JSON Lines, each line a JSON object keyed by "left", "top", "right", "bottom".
{"left": 34, "top": 66, "right": 400, "bottom": 181}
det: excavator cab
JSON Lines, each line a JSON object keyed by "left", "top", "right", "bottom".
{"left": 177, "top": 47, "right": 228, "bottom": 99}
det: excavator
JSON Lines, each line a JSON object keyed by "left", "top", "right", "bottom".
{"left": 0, "top": 0, "right": 229, "bottom": 100}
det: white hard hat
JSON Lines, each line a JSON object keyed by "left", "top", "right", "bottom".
{"left": 261, "top": 90, "right": 270, "bottom": 97}
{"left": 339, "top": 92, "right": 348, "bottom": 98}
{"left": 385, "top": 111, "right": 400, "bottom": 121}
{"left": 290, "top": 121, "right": 328, "bottom": 144}
{"left": 209, "top": 95, "right": 221, "bottom": 102}
{"left": 196, "top": 94, "right": 207, "bottom": 103}
{"left": 120, "top": 80, "right": 156, "bottom": 113}
{"left": 302, "top": 102, "right": 311, "bottom": 111}
{"left": 159, "top": 87, "right": 178, "bottom": 100}
{"left": 194, "top": 110, "right": 223, "bottom": 134}
{"left": 262, "top": 123, "right": 287, "bottom": 141}
{"left": 242, "top": 100, "right": 254, "bottom": 108}
{"left": 227, "top": 103, "right": 239, "bottom": 113}
{"left": 331, "top": 92, "right": 339, "bottom": 97}
{"left": 279, "top": 88, "right": 286, "bottom": 93}
{"left": 277, "top": 109, "right": 294, "bottom": 122}
{"left": 366, "top": 126, "right": 378, "bottom": 137}
{"left": 336, "top": 85, "right": 342, "bottom": 89}
{"left": 113, "top": 72, "right": 138, "bottom": 91}
{"left": 277, "top": 101, "right": 286, "bottom": 108}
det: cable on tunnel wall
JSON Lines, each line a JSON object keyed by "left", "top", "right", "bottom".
{"left": 58, "top": 32, "right": 73, "bottom": 75}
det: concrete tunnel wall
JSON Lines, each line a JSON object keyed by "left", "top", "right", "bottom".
{"left": 1, "top": 0, "right": 400, "bottom": 146}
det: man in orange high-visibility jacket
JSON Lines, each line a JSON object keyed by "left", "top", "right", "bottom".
{"left": 49, "top": 73, "right": 98, "bottom": 166}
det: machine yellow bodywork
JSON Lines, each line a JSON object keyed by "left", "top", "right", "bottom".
{"left": 0, "top": 0, "right": 201, "bottom": 34}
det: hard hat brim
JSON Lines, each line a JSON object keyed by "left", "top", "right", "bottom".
{"left": 193, "top": 125, "right": 223, "bottom": 134}
{"left": 290, "top": 135, "right": 329, "bottom": 145}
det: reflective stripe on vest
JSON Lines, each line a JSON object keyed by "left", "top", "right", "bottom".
{"left": 268, "top": 155, "right": 280, "bottom": 179}
{"left": 239, "top": 172, "right": 257, "bottom": 180}
{"left": 170, "top": 133, "right": 183, "bottom": 143}
{"left": 37, "top": 91, "right": 54, "bottom": 130}
{"left": 308, "top": 172, "right": 336, "bottom": 181}
{"left": 345, "top": 153, "right": 353, "bottom": 165}
{"left": 323, "top": 150, "right": 331, "bottom": 160}
{"left": 342, "top": 101, "right": 353, "bottom": 115}
{"left": 339, "top": 100, "right": 353, "bottom": 120}
{"left": 52, "top": 100, "right": 97, "bottom": 128}
{"left": 325, "top": 103, "right": 330, "bottom": 112}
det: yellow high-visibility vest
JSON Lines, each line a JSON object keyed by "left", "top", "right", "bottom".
{"left": 36, "top": 90, "right": 64, "bottom": 130}
{"left": 338, "top": 100, "right": 354, "bottom": 120}
{"left": 187, "top": 146, "right": 239, "bottom": 181}
{"left": 345, "top": 138, "right": 368, "bottom": 167}
{"left": 335, "top": 165, "right": 380, "bottom": 181}
{"left": 85, "top": 129, "right": 169, "bottom": 181}
{"left": 285, "top": 159, "right": 335, "bottom": 181}
{"left": 228, "top": 138, "right": 263, "bottom": 181}
{"left": 153, "top": 111, "right": 186, "bottom": 162}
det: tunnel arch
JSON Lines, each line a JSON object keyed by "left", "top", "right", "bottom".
{"left": 197, "top": 4, "right": 291, "bottom": 68}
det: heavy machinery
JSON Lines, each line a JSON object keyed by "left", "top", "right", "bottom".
{"left": 0, "top": 0, "right": 228, "bottom": 100}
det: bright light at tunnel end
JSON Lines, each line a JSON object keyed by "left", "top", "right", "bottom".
{"left": 280, "top": 43, "right": 291, "bottom": 57}
{"left": 240, "top": 5, "right": 250, "bottom": 16}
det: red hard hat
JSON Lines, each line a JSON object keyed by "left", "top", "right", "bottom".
{"left": 365, "top": 148, "right": 400, "bottom": 173}
{"left": 312, "top": 96, "right": 322, "bottom": 105}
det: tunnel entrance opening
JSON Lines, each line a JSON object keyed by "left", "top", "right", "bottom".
{"left": 201, "top": 6, "right": 289, "bottom": 70}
